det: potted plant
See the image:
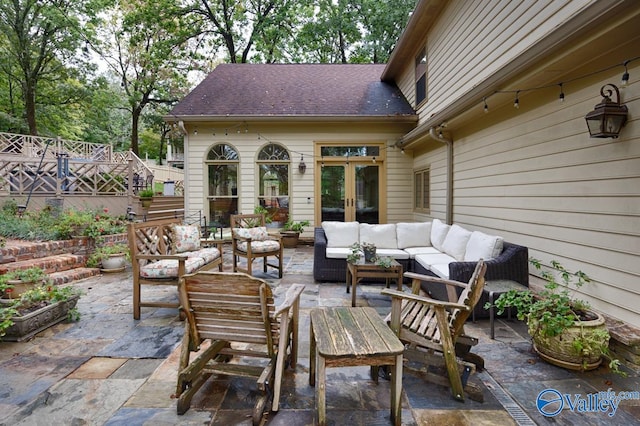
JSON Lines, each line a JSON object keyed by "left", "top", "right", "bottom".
{"left": 0, "top": 266, "right": 50, "bottom": 299}
{"left": 0, "top": 283, "right": 82, "bottom": 342}
{"left": 139, "top": 188, "right": 154, "bottom": 208}
{"left": 87, "top": 243, "right": 130, "bottom": 271}
{"left": 346, "top": 242, "right": 385, "bottom": 265}
{"left": 280, "top": 219, "right": 310, "bottom": 248}
{"left": 488, "top": 258, "right": 622, "bottom": 373}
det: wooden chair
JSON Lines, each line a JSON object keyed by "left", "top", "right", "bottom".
{"left": 127, "top": 219, "right": 223, "bottom": 319}
{"left": 381, "top": 259, "right": 487, "bottom": 402}
{"left": 230, "top": 214, "right": 284, "bottom": 278}
{"left": 175, "top": 271, "right": 304, "bottom": 424}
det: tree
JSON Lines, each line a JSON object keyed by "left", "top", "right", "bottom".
{"left": 97, "top": 0, "right": 200, "bottom": 154}
{"left": 191, "top": 0, "right": 307, "bottom": 63}
{"left": 0, "top": 0, "right": 102, "bottom": 135}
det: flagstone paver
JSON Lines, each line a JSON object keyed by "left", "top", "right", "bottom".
{"left": 0, "top": 245, "right": 638, "bottom": 426}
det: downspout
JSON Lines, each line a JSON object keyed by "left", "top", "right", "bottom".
{"left": 428, "top": 127, "right": 453, "bottom": 225}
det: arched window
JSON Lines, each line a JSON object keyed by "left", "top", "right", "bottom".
{"left": 257, "top": 143, "right": 290, "bottom": 225}
{"left": 206, "top": 143, "right": 239, "bottom": 227}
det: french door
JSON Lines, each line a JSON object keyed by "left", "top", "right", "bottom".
{"left": 318, "top": 146, "right": 383, "bottom": 223}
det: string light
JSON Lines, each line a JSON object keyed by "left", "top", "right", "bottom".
{"left": 372, "top": 156, "right": 376, "bottom": 163}
{"left": 480, "top": 57, "right": 638, "bottom": 115}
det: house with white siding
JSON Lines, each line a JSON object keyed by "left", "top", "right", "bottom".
{"left": 167, "top": 0, "right": 640, "bottom": 328}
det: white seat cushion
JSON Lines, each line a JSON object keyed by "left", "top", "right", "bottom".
{"left": 359, "top": 223, "right": 398, "bottom": 249}
{"left": 326, "top": 247, "right": 352, "bottom": 259}
{"left": 322, "top": 221, "right": 360, "bottom": 248}
{"left": 441, "top": 224, "right": 473, "bottom": 261}
{"left": 376, "top": 248, "right": 410, "bottom": 260}
{"left": 184, "top": 247, "right": 221, "bottom": 264}
{"left": 403, "top": 246, "right": 441, "bottom": 258}
{"left": 430, "top": 219, "right": 450, "bottom": 252}
{"left": 464, "top": 231, "right": 504, "bottom": 261}
{"left": 429, "top": 263, "right": 450, "bottom": 279}
{"left": 396, "top": 222, "right": 432, "bottom": 249}
{"left": 415, "top": 252, "right": 457, "bottom": 266}
{"left": 237, "top": 240, "right": 281, "bottom": 253}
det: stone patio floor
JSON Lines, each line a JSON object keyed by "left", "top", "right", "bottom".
{"left": 1, "top": 245, "right": 639, "bottom": 425}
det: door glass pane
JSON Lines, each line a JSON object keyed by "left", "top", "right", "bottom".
{"left": 321, "top": 165, "right": 345, "bottom": 222}
{"left": 355, "top": 165, "right": 379, "bottom": 224}
{"left": 208, "top": 163, "right": 238, "bottom": 226}
{"left": 258, "top": 164, "right": 289, "bottom": 225}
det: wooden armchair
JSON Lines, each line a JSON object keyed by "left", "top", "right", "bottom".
{"left": 381, "top": 259, "right": 487, "bottom": 402}
{"left": 175, "top": 271, "right": 304, "bottom": 424}
{"left": 230, "top": 214, "right": 284, "bottom": 278}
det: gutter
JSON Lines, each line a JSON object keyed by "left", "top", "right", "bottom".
{"left": 428, "top": 127, "right": 453, "bottom": 225}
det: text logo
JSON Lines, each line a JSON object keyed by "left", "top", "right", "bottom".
{"left": 537, "top": 389, "right": 564, "bottom": 417}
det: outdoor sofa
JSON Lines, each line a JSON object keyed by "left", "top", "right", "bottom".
{"left": 313, "top": 220, "right": 529, "bottom": 318}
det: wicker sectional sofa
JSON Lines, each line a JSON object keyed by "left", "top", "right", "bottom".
{"left": 313, "top": 220, "right": 529, "bottom": 318}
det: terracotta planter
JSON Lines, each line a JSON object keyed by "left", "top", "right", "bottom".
{"left": 140, "top": 197, "right": 153, "bottom": 208}
{"left": 280, "top": 232, "right": 299, "bottom": 248}
{"left": 529, "top": 310, "right": 609, "bottom": 371}
{"left": 1, "top": 280, "right": 38, "bottom": 299}
{"left": 2, "top": 295, "right": 79, "bottom": 342}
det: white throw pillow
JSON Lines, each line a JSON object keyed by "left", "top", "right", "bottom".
{"left": 322, "top": 221, "right": 360, "bottom": 248}
{"left": 430, "top": 219, "right": 450, "bottom": 252}
{"left": 441, "top": 224, "right": 473, "bottom": 261}
{"left": 396, "top": 222, "right": 432, "bottom": 249}
{"left": 464, "top": 231, "right": 504, "bottom": 261}
{"left": 359, "top": 223, "right": 398, "bottom": 249}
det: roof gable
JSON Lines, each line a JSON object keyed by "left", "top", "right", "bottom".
{"left": 170, "top": 64, "right": 415, "bottom": 118}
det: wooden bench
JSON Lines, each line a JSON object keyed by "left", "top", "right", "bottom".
{"left": 127, "top": 218, "right": 223, "bottom": 319}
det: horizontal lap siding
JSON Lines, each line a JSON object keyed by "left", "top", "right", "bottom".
{"left": 186, "top": 123, "right": 413, "bottom": 228}
{"left": 395, "top": 0, "right": 590, "bottom": 120}
{"left": 446, "top": 68, "right": 640, "bottom": 325}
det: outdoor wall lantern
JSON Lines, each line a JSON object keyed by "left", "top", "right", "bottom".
{"left": 298, "top": 155, "right": 306, "bottom": 174}
{"left": 585, "top": 84, "right": 628, "bottom": 138}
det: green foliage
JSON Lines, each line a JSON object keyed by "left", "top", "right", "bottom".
{"left": 0, "top": 203, "right": 126, "bottom": 241}
{"left": 487, "top": 258, "right": 624, "bottom": 375}
{"left": 282, "top": 219, "right": 310, "bottom": 233}
{"left": 488, "top": 258, "right": 592, "bottom": 337}
{"left": 139, "top": 188, "right": 155, "bottom": 198}
{"left": 0, "top": 283, "right": 82, "bottom": 338}
{"left": 0, "top": 200, "right": 62, "bottom": 241}
{"left": 87, "top": 243, "right": 130, "bottom": 268}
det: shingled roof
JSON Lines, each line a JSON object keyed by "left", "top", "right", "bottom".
{"left": 169, "top": 63, "right": 415, "bottom": 119}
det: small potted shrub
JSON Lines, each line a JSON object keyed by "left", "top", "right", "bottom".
{"left": 0, "top": 267, "right": 50, "bottom": 299}
{"left": 87, "top": 243, "right": 130, "bottom": 271}
{"left": 280, "top": 219, "right": 310, "bottom": 248}
{"left": 488, "top": 258, "right": 622, "bottom": 373}
{"left": 139, "top": 188, "right": 154, "bottom": 208}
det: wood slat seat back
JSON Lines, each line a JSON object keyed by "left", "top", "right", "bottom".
{"left": 382, "top": 260, "right": 487, "bottom": 402}
{"left": 129, "top": 218, "right": 178, "bottom": 269}
{"left": 176, "top": 271, "right": 305, "bottom": 422}
{"left": 181, "top": 271, "right": 277, "bottom": 352}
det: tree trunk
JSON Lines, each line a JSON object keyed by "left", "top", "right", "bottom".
{"left": 24, "top": 83, "right": 38, "bottom": 135}
{"left": 131, "top": 107, "right": 141, "bottom": 155}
